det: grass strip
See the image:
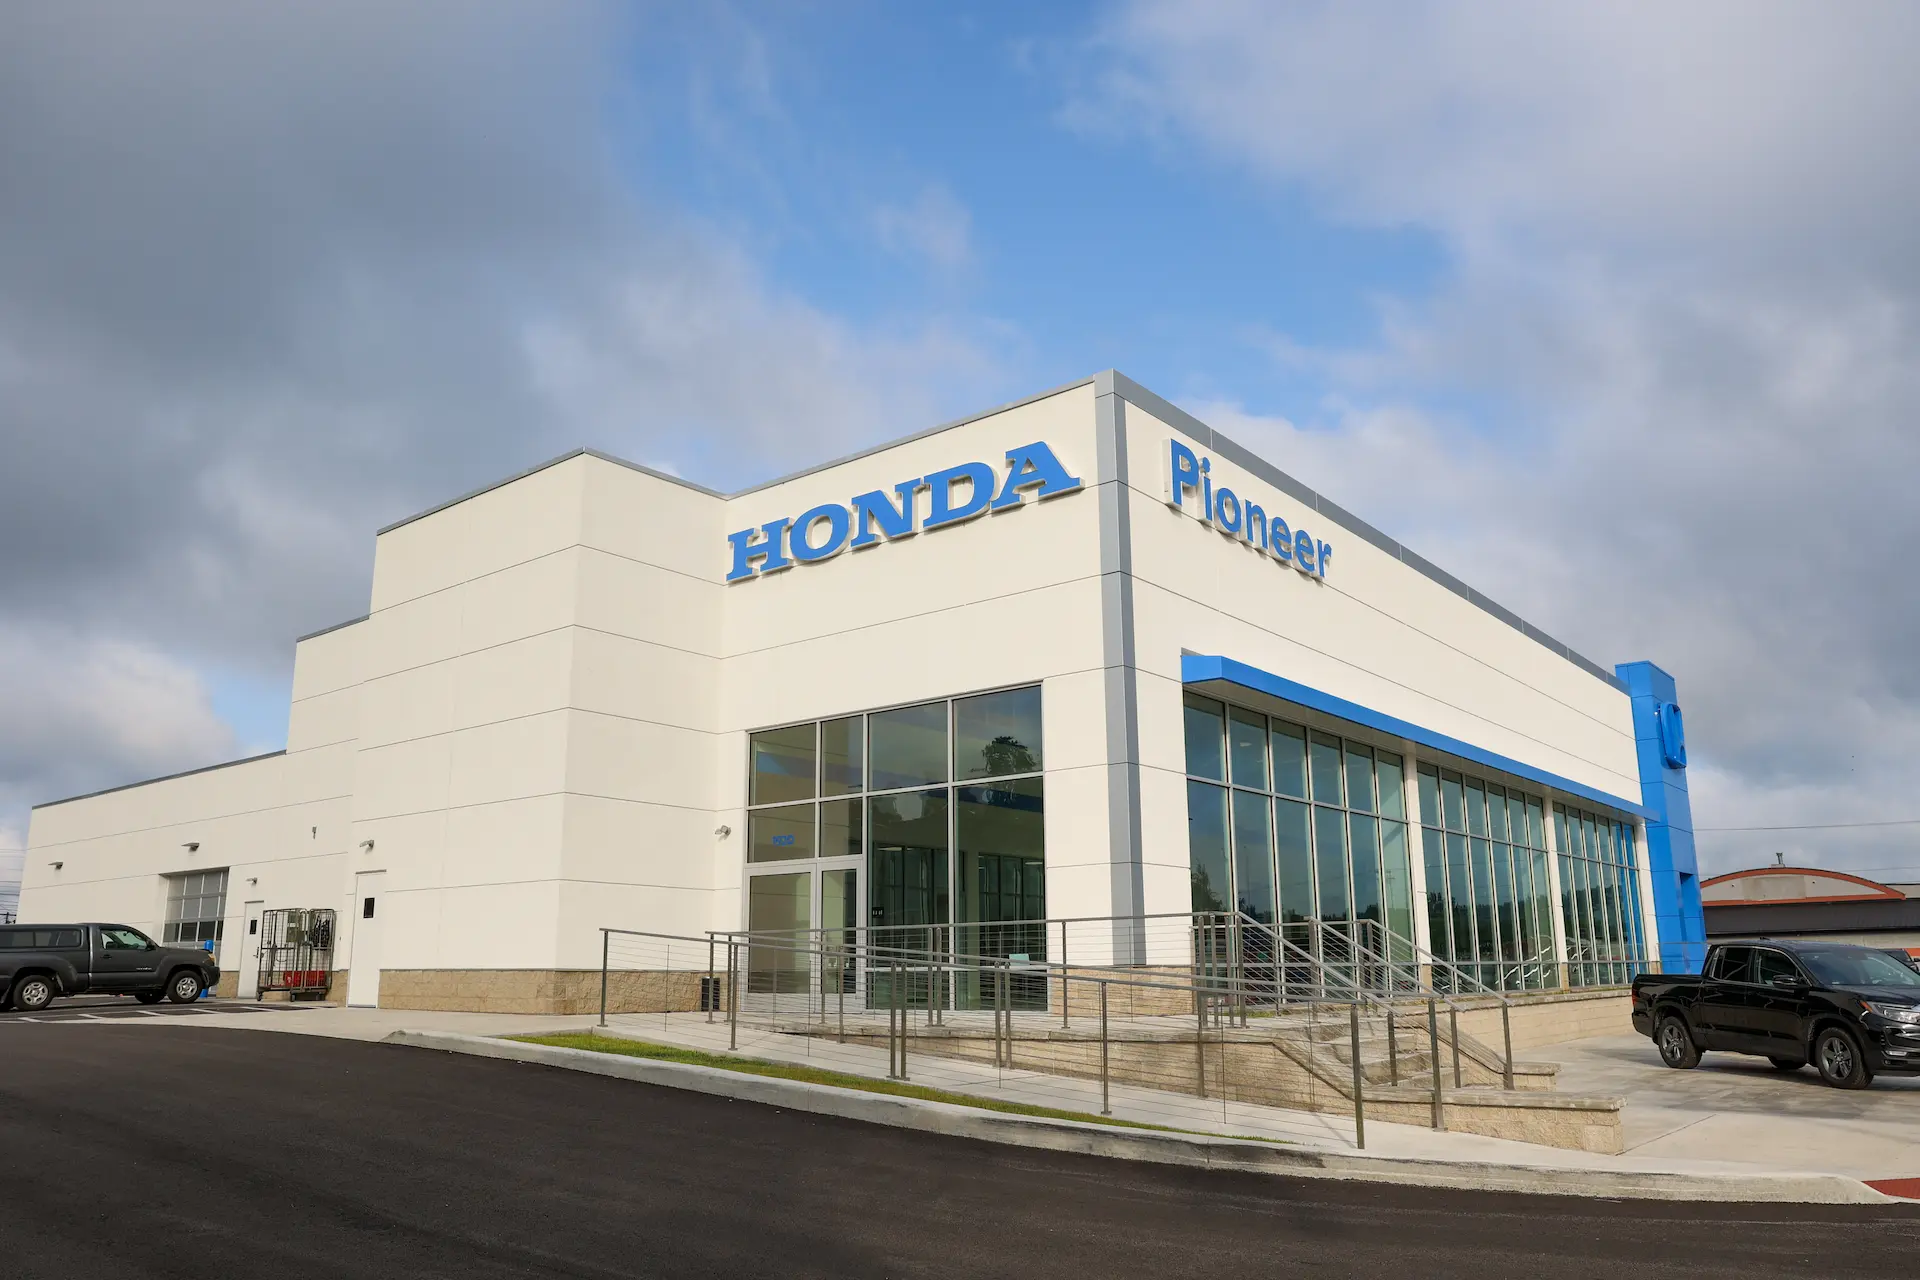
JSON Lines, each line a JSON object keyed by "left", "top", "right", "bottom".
{"left": 511, "top": 1032, "right": 1283, "bottom": 1144}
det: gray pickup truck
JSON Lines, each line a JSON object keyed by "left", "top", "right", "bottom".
{"left": 0, "top": 923, "right": 221, "bottom": 1013}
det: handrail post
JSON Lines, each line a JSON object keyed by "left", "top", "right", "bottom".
{"left": 1427, "top": 997, "right": 1445, "bottom": 1131}
{"left": 599, "top": 929, "right": 609, "bottom": 1027}
{"left": 1349, "top": 1000, "right": 1366, "bottom": 1150}
{"left": 1449, "top": 1005, "right": 1462, "bottom": 1088}
{"left": 706, "top": 934, "right": 715, "bottom": 1024}
{"left": 897, "top": 959, "right": 908, "bottom": 1080}
{"left": 1099, "top": 979, "right": 1111, "bottom": 1116}
{"left": 727, "top": 939, "right": 738, "bottom": 1051}
{"left": 1501, "top": 1000, "right": 1515, "bottom": 1090}
{"left": 837, "top": 954, "right": 846, "bottom": 1044}
{"left": 1060, "top": 918, "right": 1070, "bottom": 1029}
{"left": 1386, "top": 1004, "right": 1399, "bottom": 1085}
{"left": 1195, "top": 978, "right": 1208, "bottom": 1099}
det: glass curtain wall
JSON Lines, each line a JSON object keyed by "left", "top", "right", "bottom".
{"left": 1415, "top": 766, "right": 1556, "bottom": 992}
{"left": 1554, "top": 804, "right": 1645, "bottom": 987}
{"left": 1184, "top": 695, "right": 1414, "bottom": 971}
{"left": 744, "top": 685, "right": 1045, "bottom": 1009}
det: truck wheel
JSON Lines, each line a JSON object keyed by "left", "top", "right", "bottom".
{"left": 1814, "top": 1027, "right": 1872, "bottom": 1089}
{"left": 166, "top": 971, "right": 205, "bottom": 1005}
{"left": 1767, "top": 1057, "right": 1803, "bottom": 1071}
{"left": 1656, "top": 1015, "right": 1700, "bottom": 1069}
{"left": 135, "top": 992, "right": 163, "bottom": 1005}
{"left": 11, "top": 976, "right": 56, "bottom": 1013}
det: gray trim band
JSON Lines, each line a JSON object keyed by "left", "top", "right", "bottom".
{"left": 295, "top": 614, "right": 369, "bottom": 643}
{"left": 33, "top": 751, "right": 288, "bottom": 811}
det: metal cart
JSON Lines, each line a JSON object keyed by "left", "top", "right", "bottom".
{"left": 256, "top": 908, "right": 337, "bottom": 1000}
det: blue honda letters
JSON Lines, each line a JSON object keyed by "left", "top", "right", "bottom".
{"left": 726, "top": 440, "right": 1083, "bottom": 582}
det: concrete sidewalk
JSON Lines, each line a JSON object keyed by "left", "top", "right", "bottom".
{"left": 581, "top": 1012, "right": 1915, "bottom": 1187}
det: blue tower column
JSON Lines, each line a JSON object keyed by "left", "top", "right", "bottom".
{"left": 1616, "top": 660, "right": 1707, "bottom": 973}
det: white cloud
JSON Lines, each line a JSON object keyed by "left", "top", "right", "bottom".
{"left": 1090, "top": 1, "right": 1920, "bottom": 878}
{"left": 0, "top": 4, "right": 1001, "bottom": 832}
{"left": 873, "top": 185, "right": 975, "bottom": 272}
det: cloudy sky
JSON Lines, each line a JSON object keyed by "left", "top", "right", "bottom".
{"left": 5, "top": 1, "right": 1920, "bottom": 911}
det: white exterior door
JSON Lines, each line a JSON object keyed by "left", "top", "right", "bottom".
{"left": 348, "top": 871, "right": 386, "bottom": 1007}
{"left": 238, "top": 900, "right": 265, "bottom": 999}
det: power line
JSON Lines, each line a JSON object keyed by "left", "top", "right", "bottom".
{"left": 1696, "top": 818, "right": 1920, "bottom": 833}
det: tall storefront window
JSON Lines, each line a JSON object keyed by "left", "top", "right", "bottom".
{"left": 1183, "top": 695, "right": 1414, "bottom": 962}
{"left": 744, "top": 685, "right": 1044, "bottom": 1006}
{"left": 1416, "top": 765, "right": 1556, "bottom": 992}
{"left": 1555, "top": 804, "right": 1645, "bottom": 988}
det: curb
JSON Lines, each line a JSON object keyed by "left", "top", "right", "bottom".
{"left": 383, "top": 1029, "right": 1900, "bottom": 1205}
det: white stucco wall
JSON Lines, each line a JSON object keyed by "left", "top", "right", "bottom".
{"left": 20, "top": 372, "right": 1653, "bottom": 999}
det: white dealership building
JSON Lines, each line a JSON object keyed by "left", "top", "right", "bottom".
{"left": 18, "top": 373, "right": 1706, "bottom": 1010}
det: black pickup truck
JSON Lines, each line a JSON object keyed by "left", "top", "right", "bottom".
{"left": 1632, "top": 938, "right": 1920, "bottom": 1088}
{"left": 0, "top": 923, "right": 221, "bottom": 1013}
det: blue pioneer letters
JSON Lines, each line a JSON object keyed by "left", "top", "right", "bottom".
{"left": 726, "top": 441, "right": 1083, "bottom": 582}
{"left": 1165, "top": 439, "right": 1332, "bottom": 579}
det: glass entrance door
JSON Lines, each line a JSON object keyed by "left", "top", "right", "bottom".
{"left": 746, "top": 871, "right": 812, "bottom": 994}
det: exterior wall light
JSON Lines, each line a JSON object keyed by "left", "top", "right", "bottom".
{"left": 359, "top": 839, "right": 375, "bottom": 853}
{"left": 50, "top": 861, "right": 63, "bottom": 871}
{"left": 713, "top": 825, "right": 732, "bottom": 839}
{"left": 183, "top": 842, "right": 200, "bottom": 853}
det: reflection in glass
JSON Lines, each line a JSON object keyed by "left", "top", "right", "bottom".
{"left": 869, "top": 788, "right": 950, "bottom": 1008}
{"left": 1271, "top": 721, "right": 1308, "bottom": 798}
{"left": 1344, "top": 745, "right": 1376, "bottom": 814}
{"left": 1377, "top": 753, "right": 1406, "bottom": 821}
{"left": 1441, "top": 773, "right": 1465, "bottom": 832}
{"left": 1349, "top": 812, "right": 1382, "bottom": 924}
{"left": 1417, "top": 765, "right": 1441, "bottom": 827}
{"left": 1309, "top": 733, "right": 1344, "bottom": 806}
{"left": 1447, "top": 833, "right": 1473, "bottom": 972}
{"left": 1275, "top": 798, "right": 1314, "bottom": 925}
{"left": 822, "top": 868, "right": 858, "bottom": 994}
{"left": 1465, "top": 781, "right": 1487, "bottom": 837}
{"left": 956, "top": 777, "right": 1046, "bottom": 1009}
{"left": 1229, "top": 709, "right": 1268, "bottom": 790}
{"left": 821, "top": 716, "right": 864, "bottom": 795}
{"left": 1486, "top": 786, "right": 1509, "bottom": 843}
{"left": 1184, "top": 695, "right": 1226, "bottom": 782}
{"left": 748, "top": 803, "right": 815, "bottom": 863}
{"left": 746, "top": 872, "right": 812, "bottom": 993}
{"left": 954, "top": 687, "right": 1043, "bottom": 780}
{"left": 1422, "top": 827, "right": 1450, "bottom": 959}
{"left": 750, "top": 724, "right": 816, "bottom": 805}
{"left": 869, "top": 702, "right": 948, "bottom": 791}
{"left": 1187, "top": 781, "right": 1231, "bottom": 913}
{"left": 820, "top": 798, "right": 862, "bottom": 861}
{"left": 1313, "top": 805, "right": 1349, "bottom": 920}
{"left": 1381, "top": 821, "right": 1413, "bottom": 958}
{"left": 1232, "top": 789, "right": 1275, "bottom": 924}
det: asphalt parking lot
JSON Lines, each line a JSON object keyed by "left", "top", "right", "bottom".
{"left": 0, "top": 995, "right": 320, "bottom": 1024}
{"left": 1540, "top": 1034, "right": 1920, "bottom": 1177}
{"left": 1, "top": 1025, "right": 1915, "bottom": 1279}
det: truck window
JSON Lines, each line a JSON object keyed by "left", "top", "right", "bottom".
{"left": 1799, "top": 947, "right": 1920, "bottom": 988}
{"left": 1712, "top": 946, "right": 1755, "bottom": 983}
{"left": 1753, "top": 950, "right": 1802, "bottom": 985}
{"left": 100, "top": 927, "right": 154, "bottom": 951}
{"left": 0, "top": 928, "right": 83, "bottom": 949}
